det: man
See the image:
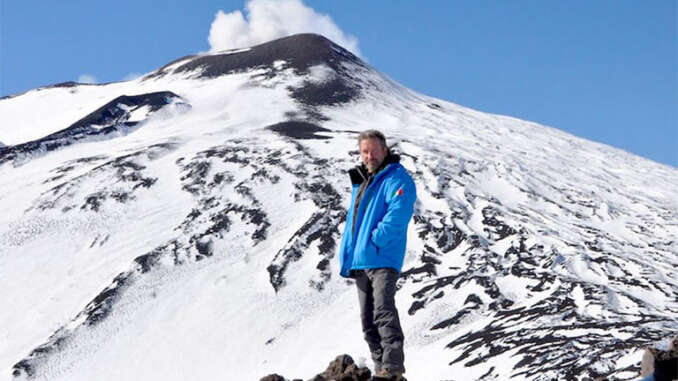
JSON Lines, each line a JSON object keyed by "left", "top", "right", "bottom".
{"left": 338, "top": 130, "right": 417, "bottom": 380}
{"left": 638, "top": 333, "right": 678, "bottom": 381}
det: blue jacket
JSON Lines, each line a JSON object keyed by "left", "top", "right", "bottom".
{"left": 339, "top": 155, "right": 417, "bottom": 278}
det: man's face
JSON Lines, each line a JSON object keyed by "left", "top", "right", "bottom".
{"left": 360, "top": 137, "right": 388, "bottom": 173}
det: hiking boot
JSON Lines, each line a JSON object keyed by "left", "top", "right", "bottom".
{"left": 373, "top": 369, "right": 405, "bottom": 381}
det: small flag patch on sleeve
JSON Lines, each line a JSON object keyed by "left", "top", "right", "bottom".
{"left": 394, "top": 187, "right": 403, "bottom": 197}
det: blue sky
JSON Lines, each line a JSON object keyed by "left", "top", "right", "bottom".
{"left": 1, "top": 0, "right": 676, "bottom": 167}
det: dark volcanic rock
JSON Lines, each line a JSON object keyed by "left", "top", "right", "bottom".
{"left": 260, "top": 354, "right": 373, "bottom": 381}
{"left": 30, "top": 143, "right": 175, "bottom": 213}
{"left": 148, "top": 33, "right": 364, "bottom": 108}
{"left": 49, "top": 81, "right": 80, "bottom": 88}
{"left": 315, "top": 354, "right": 372, "bottom": 381}
{"left": 288, "top": 76, "right": 359, "bottom": 107}
{"left": 0, "top": 91, "right": 185, "bottom": 166}
{"left": 267, "top": 121, "right": 332, "bottom": 140}
{"left": 260, "top": 375, "right": 286, "bottom": 381}
{"left": 163, "top": 33, "right": 364, "bottom": 80}
{"left": 267, "top": 198, "right": 344, "bottom": 292}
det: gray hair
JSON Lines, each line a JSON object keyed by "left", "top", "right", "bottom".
{"left": 358, "top": 129, "right": 388, "bottom": 149}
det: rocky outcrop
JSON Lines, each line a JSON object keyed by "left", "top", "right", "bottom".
{"left": 260, "top": 354, "right": 374, "bottom": 381}
{"left": 0, "top": 91, "right": 187, "bottom": 166}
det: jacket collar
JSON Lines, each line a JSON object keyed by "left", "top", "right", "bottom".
{"left": 348, "top": 153, "right": 401, "bottom": 185}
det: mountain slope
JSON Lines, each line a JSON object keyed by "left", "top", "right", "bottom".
{"left": 1, "top": 34, "right": 676, "bottom": 381}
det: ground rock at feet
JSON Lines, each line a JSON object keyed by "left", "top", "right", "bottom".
{"left": 259, "top": 354, "right": 372, "bottom": 381}
{"left": 260, "top": 374, "right": 286, "bottom": 381}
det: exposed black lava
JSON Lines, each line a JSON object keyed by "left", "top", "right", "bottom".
{"left": 156, "top": 34, "right": 364, "bottom": 80}
{"left": 0, "top": 92, "right": 183, "bottom": 166}
{"left": 267, "top": 121, "right": 332, "bottom": 140}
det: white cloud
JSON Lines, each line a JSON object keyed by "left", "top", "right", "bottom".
{"left": 77, "top": 74, "right": 97, "bottom": 84}
{"left": 207, "top": 0, "right": 361, "bottom": 57}
{"left": 122, "top": 72, "right": 142, "bottom": 81}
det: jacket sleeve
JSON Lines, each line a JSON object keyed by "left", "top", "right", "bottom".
{"left": 370, "top": 173, "right": 416, "bottom": 248}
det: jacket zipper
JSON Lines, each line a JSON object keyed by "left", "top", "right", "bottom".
{"left": 350, "top": 164, "right": 395, "bottom": 248}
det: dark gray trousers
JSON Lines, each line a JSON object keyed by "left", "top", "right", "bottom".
{"left": 355, "top": 268, "right": 405, "bottom": 373}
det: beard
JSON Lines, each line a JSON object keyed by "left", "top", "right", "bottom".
{"left": 365, "top": 159, "right": 382, "bottom": 173}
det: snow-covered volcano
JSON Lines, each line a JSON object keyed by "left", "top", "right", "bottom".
{"left": 1, "top": 34, "right": 676, "bottom": 381}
